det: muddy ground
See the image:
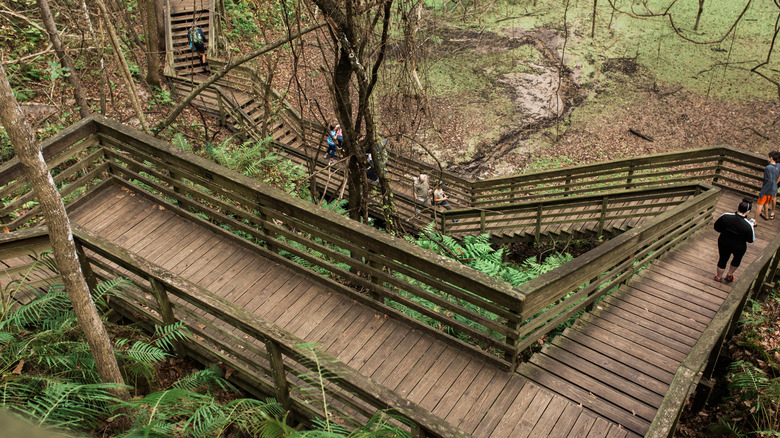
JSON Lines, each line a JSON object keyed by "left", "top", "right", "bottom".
{"left": 380, "top": 25, "right": 780, "bottom": 180}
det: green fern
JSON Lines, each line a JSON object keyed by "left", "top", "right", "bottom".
{"left": 718, "top": 360, "right": 780, "bottom": 435}
{"left": 172, "top": 368, "right": 235, "bottom": 394}
{"left": 1, "top": 378, "right": 122, "bottom": 430}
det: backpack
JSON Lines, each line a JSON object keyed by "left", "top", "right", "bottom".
{"left": 188, "top": 27, "right": 203, "bottom": 50}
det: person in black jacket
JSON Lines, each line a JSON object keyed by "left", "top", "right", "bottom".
{"left": 714, "top": 199, "right": 756, "bottom": 282}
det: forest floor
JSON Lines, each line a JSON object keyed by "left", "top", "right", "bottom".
{"left": 376, "top": 24, "right": 780, "bottom": 179}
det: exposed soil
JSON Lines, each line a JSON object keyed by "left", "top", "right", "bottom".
{"left": 373, "top": 24, "right": 780, "bottom": 180}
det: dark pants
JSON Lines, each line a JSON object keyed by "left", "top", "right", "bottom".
{"left": 435, "top": 200, "right": 452, "bottom": 211}
{"left": 717, "top": 237, "right": 747, "bottom": 269}
{"left": 326, "top": 143, "right": 336, "bottom": 158}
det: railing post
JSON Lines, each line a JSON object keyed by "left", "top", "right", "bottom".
{"left": 366, "top": 251, "right": 382, "bottom": 303}
{"left": 713, "top": 150, "right": 725, "bottom": 184}
{"left": 266, "top": 339, "right": 292, "bottom": 415}
{"left": 752, "top": 261, "right": 772, "bottom": 298}
{"left": 148, "top": 276, "right": 184, "bottom": 356}
{"left": 626, "top": 163, "right": 634, "bottom": 189}
{"left": 504, "top": 308, "right": 522, "bottom": 370}
{"left": 74, "top": 240, "right": 98, "bottom": 293}
{"left": 535, "top": 204, "right": 542, "bottom": 242}
{"left": 480, "top": 210, "right": 486, "bottom": 234}
{"left": 217, "top": 91, "right": 226, "bottom": 126}
{"left": 168, "top": 169, "right": 181, "bottom": 207}
{"left": 766, "top": 250, "right": 780, "bottom": 290}
{"left": 255, "top": 195, "right": 277, "bottom": 253}
{"left": 597, "top": 197, "right": 608, "bottom": 236}
{"left": 564, "top": 177, "right": 571, "bottom": 197}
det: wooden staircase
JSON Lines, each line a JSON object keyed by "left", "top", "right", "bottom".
{"left": 168, "top": 0, "right": 210, "bottom": 77}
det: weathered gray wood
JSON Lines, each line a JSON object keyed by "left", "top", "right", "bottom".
{"left": 646, "top": 221, "right": 780, "bottom": 437}
{"left": 0, "top": 117, "right": 97, "bottom": 187}
{"left": 518, "top": 187, "right": 718, "bottom": 319}
{"left": 72, "top": 224, "right": 472, "bottom": 438}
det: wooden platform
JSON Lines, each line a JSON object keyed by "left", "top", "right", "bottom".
{"left": 68, "top": 181, "right": 635, "bottom": 437}
{"left": 518, "top": 190, "right": 777, "bottom": 435}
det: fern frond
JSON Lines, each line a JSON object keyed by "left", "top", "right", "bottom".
{"left": 153, "top": 322, "right": 191, "bottom": 352}
{"left": 0, "top": 288, "right": 72, "bottom": 330}
{"left": 21, "top": 381, "right": 122, "bottom": 429}
{"left": 172, "top": 368, "right": 235, "bottom": 393}
{"left": 121, "top": 341, "right": 169, "bottom": 364}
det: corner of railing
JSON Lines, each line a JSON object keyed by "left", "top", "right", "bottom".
{"left": 646, "top": 229, "right": 780, "bottom": 437}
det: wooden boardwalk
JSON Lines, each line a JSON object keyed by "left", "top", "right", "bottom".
{"left": 61, "top": 181, "right": 776, "bottom": 437}
{"left": 70, "top": 182, "right": 632, "bottom": 437}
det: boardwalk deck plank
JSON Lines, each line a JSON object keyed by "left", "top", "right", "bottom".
{"left": 507, "top": 388, "right": 553, "bottom": 438}
{"left": 581, "top": 312, "right": 693, "bottom": 355}
{"left": 63, "top": 180, "right": 780, "bottom": 438}
{"left": 486, "top": 382, "right": 541, "bottom": 438}
{"left": 348, "top": 322, "right": 405, "bottom": 371}
{"left": 355, "top": 324, "right": 410, "bottom": 375}
{"left": 438, "top": 363, "right": 495, "bottom": 421}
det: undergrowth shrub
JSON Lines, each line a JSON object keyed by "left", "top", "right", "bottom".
{"left": 204, "top": 138, "right": 309, "bottom": 197}
{"left": 709, "top": 291, "right": 780, "bottom": 436}
{"left": 398, "top": 223, "right": 573, "bottom": 350}
{"left": 0, "top": 251, "right": 416, "bottom": 436}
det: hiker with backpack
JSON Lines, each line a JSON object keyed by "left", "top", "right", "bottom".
{"left": 187, "top": 25, "right": 207, "bottom": 71}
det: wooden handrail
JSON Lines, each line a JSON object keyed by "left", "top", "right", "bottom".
{"left": 646, "top": 229, "right": 780, "bottom": 437}
{"left": 517, "top": 185, "right": 719, "bottom": 319}
{"left": 70, "top": 225, "right": 470, "bottom": 438}
{"left": 510, "top": 186, "right": 719, "bottom": 359}
{"left": 439, "top": 184, "right": 706, "bottom": 234}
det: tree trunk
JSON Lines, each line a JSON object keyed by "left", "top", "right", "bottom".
{"left": 694, "top": 0, "right": 705, "bottom": 31}
{"left": 145, "top": 0, "right": 162, "bottom": 86}
{"left": 591, "top": 0, "right": 597, "bottom": 38}
{"left": 0, "top": 64, "right": 130, "bottom": 402}
{"left": 95, "top": 0, "right": 152, "bottom": 134}
{"left": 37, "top": 0, "right": 91, "bottom": 119}
{"left": 155, "top": 0, "right": 165, "bottom": 52}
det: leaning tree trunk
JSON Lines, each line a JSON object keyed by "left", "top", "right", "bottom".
{"left": 95, "top": 0, "right": 151, "bottom": 134}
{"left": 144, "top": 0, "right": 162, "bottom": 86}
{"left": 0, "top": 64, "right": 130, "bottom": 402}
{"left": 37, "top": 0, "right": 91, "bottom": 118}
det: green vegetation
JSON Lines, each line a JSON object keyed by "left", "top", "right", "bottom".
{"left": 0, "top": 252, "right": 411, "bottom": 437}
{"left": 424, "top": 0, "right": 778, "bottom": 100}
{"left": 205, "top": 138, "right": 309, "bottom": 197}
{"left": 400, "top": 224, "right": 572, "bottom": 347}
{"left": 703, "top": 291, "right": 780, "bottom": 437}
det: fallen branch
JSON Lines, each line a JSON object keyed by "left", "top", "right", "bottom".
{"left": 629, "top": 128, "right": 654, "bottom": 142}
{"left": 743, "top": 126, "right": 771, "bottom": 140}
{"left": 658, "top": 86, "right": 683, "bottom": 98}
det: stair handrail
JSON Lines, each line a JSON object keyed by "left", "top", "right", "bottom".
{"left": 513, "top": 183, "right": 719, "bottom": 356}
{"left": 646, "top": 228, "right": 780, "bottom": 437}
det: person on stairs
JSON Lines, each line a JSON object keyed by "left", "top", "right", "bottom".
{"left": 714, "top": 198, "right": 755, "bottom": 283}
{"left": 433, "top": 182, "right": 460, "bottom": 223}
{"left": 413, "top": 173, "right": 430, "bottom": 214}
{"left": 326, "top": 124, "right": 342, "bottom": 165}
{"left": 187, "top": 25, "right": 208, "bottom": 72}
{"left": 752, "top": 151, "right": 780, "bottom": 225}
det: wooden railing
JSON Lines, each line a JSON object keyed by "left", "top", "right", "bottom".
{"left": 468, "top": 146, "right": 762, "bottom": 205}
{"left": 74, "top": 227, "right": 470, "bottom": 438}
{"left": 440, "top": 184, "right": 706, "bottom": 238}
{"left": 87, "top": 116, "right": 525, "bottom": 370}
{"left": 513, "top": 185, "right": 719, "bottom": 354}
{"left": 646, "top": 229, "right": 780, "bottom": 437}
{"left": 0, "top": 227, "right": 468, "bottom": 438}
{"left": 3, "top": 116, "right": 775, "bottom": 437}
